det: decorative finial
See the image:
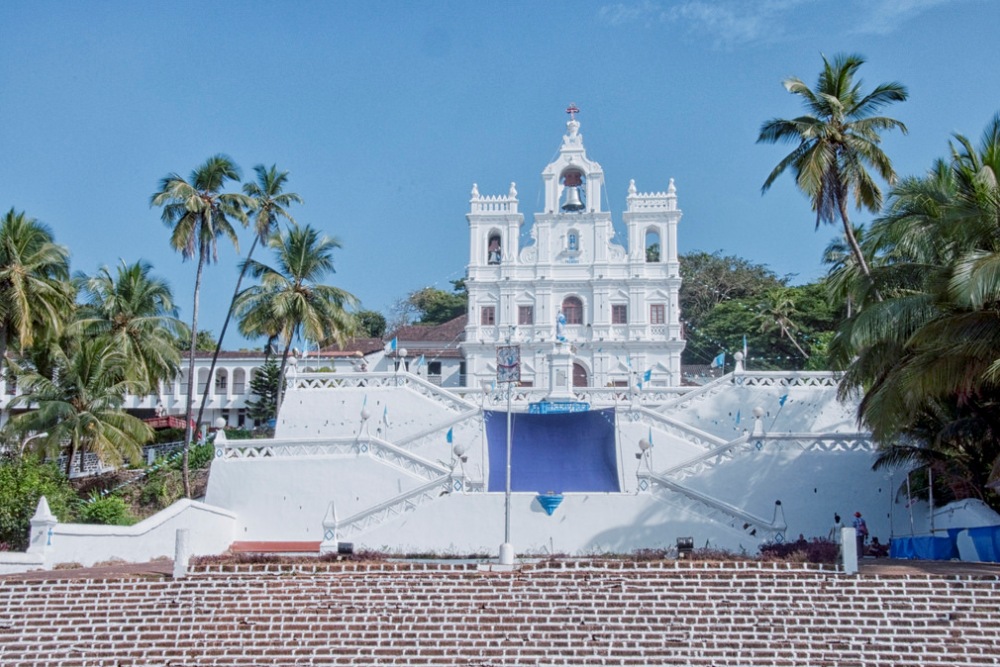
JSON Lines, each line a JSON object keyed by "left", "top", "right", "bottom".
{"left": 566, "top": 103, "right": 579, "bottom": 119}
{"left": 668, "top": 178, "right": 676, "bottom": 195}
{"left": 628, "top": 179, "right": 637, "bottom": 196}
{"left": 471, "top": 183, "right": 480, "bottom": 198}
{"left": 509, "top": 182, "right": 517, "bottom": 198}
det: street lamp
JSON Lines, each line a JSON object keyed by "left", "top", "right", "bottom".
{"left": 20, "top": 432, "right": 49, "bottom": 456}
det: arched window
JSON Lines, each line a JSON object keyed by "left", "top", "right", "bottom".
{"left": 572, "top": 362, "right": 589, "bottom": 387}
{"left": 645, "top": 228, "right": 661, "bottom": 262}
{"left": 487, "top": 233, "right": 502, "bottom": 265}
{"left": 562, "top": 296, "right": 583, "bottom": 324}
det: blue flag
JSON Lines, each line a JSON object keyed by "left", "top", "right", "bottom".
{"left": 383, "top": 405, "right": 390, "bottom": 426}
{"left": 446, "top": 427, "right": 453, "bottom": 444}
{"left": 736, "top": 410, "right": 741, "bottom": 425}
{"left": 648, "top": 427, "right": 653, "bottom": 445}
{"left": 711, "top": 351, "right": 725, "bottom": 368}
{"left": 390, "top": 337, "right": 398, "bottom": 352}
{"left": 779, "top": 394, "right": 788, "bottom": 407}
{"left": 417, "top": 354, "right": 425, "bottom": 367}
{"left": 643, "top": 369, "right": 652, "bottom": 382}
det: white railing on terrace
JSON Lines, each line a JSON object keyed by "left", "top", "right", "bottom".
{"left": 641, "top": 470, "right": 783, "bottom": 538}
{"left": 334, "top": 475, "right": 457, "bottom": 539}
{"left": 470, "top": 193, "right": 518, "bottom": 214}
{"left": 656, "top": 432, "right": 874, "bottom": 484}
{"left": 661, "top": 371, "right": 843, "bottom": 411}
{"left": 289, "top": 372, "right": 477, "bottom": 414}
{"left": 628, "top": 406, "right": 727, "bottom": 449}
{"left": 451, "top": 385, "right": 690, "bottom": 408}
{"left": 626, "top": 192, "right": 676, "bottom": 212}
{"left": 217, "top": 436, "right": 449, "bottom": 481}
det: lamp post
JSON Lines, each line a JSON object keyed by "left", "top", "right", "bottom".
{"left": 497, "top": 325, "right": 518, "bottom": 565}
{"left": 20, "top": 432, "right": 49, "bottom": 456}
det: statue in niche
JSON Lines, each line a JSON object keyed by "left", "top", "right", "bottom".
{"left": 488, "top": 237, "right": 501, "bottom": 265}
{"left": 556, "top": 310, "right": 567, "bottom": 342}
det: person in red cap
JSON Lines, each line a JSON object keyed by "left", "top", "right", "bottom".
{"left": 852, "top": 511, "right": 869, "bottom": 556}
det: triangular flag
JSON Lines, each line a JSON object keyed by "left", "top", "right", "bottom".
{"left": 383, "top": 405, "right": 390, "bottom": 426}
{"left": 446, "top": 427, "right": 453, "bottom": 444}
{"left": 390, "top": 337, "right": 398, "bottom": 352}
{"left": 643, "top": 369, "right": 652, "bottom": 382}
{"left": 779, "top": 394, "right": 788, "bottom": 407}
{"left": 648, "top": 427, "right": 653, "bottom": 445}
{"left": 417, "top": 354, "right": 425, "bottom": 367}
{"left": 711, "top": 352, "right": 725, "bottom": 368}
{"left": 736, "top": 410, "right": 741, "bottom": 425}
{"left": 743, "top": 334, "right": 748, "bottom": 358}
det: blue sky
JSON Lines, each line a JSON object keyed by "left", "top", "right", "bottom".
{"left": 2, "top": 0, "right": 998, "bottom": 349}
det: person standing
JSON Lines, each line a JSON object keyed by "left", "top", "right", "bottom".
{"left": 853, "top": 511, "right": 869, "bottom": 556}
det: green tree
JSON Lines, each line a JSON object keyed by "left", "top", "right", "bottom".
{"left": 0, "top": 208, "right": 73, "bottom": 378}
{"left": 401, "top": 279, "right": 468, "bottom": 326}
{"left": 679, "top": 251, "right": 786, "bottom": 333}
{"left": 236, "top": 225, "right": 358, "bottom": 412}
{"left": 195, "top": 164, "right": 302, "bottom": 432}
{"left": 0, "top": 456, "right": 78, "bottom": 550}
{"left": 758, "top": 53, "right": 908, "bottom": 282}
{"left": 356, "top": 309, "right": 387, "bottom": 338}
{"left": 12, "top": 335, "right": 154, "bottom": 475}
{"left": 151, "top": 155, "right": 250, "bottom": 496}
{"left": 73, "top": 260, "right": 186, "bottom": 392}
{"left": 756, "top": 288, "right": 809, "bottom": 360}
{"left": 245, "top": 355, "right": 281, "bottom": 426}
{"left": 833, "top": 114, "right": 1000, "bottom": 505}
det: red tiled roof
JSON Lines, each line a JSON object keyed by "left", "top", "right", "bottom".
{"left": 391, "top": 315, "right": 467, "bottom": 343}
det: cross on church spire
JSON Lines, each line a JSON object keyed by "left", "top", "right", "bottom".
{"left": 566, "top": 103, "right": 579, "bottom": 119}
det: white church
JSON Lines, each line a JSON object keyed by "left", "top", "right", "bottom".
{"left": 462, "top": 109, "right": 685, "bottom": 391}
{"left": 4, "top": 110, "right": 998, "bottom": 574}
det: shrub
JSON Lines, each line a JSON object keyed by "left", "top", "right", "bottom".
{"left": 759, "top": 537, "right": 838, "bottom": 564}
{"left": 79, "top": 494, "right": 135, "bottom": 526}
{"left": 138, "top": 469, "right": 184, "bottom": 509}
{"left": 0, "top": 456, "right": 79, "bottom": 550}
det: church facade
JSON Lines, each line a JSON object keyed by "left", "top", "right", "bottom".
{"left": 461, "top": 112, "right": 685, "bottom": 389}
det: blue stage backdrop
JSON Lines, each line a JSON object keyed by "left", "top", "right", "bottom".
{"left": 484, "top": 408, "right": 620, "bottom": 493}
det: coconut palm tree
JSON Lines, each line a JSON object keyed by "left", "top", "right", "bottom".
{"left": 235, "top": 225, "right": 357, "bottom": 413}
{"left": 151, "top": 155, "right": 250, "bottom": 496}
{"left": 0, "top": 208, "right": 72, "bottom": 379}
{"left": 833, "top": 114, "right": 1000, "bottom": 504}
{"left": 194, "top": 164, "right": 302, "bottom": 431}
{"left": 12, "top": 335, "right": 153, "bottom": 475}
{"left": 73, "top": 259, "right": 187, "bottom": 393}
{"left": 758, "top": 53, "right": 908, "bottom": 283}
{"left": 756, "top": 288, "right": 809, "bottom": 360}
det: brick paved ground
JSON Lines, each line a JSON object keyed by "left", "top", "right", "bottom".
{"left": 2, "top": 559, "right": 999, "bottom": 666}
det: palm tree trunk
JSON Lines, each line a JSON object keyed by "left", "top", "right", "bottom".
{"left": 194, "top": 235, "right": 261, "bottom": 432}
{"left": 182, "top": 249, "right": 207, "bottom": 498}
{"left": 780, "top": 323, "right": 810, "bottom": 359}
{"left": 275, "top": 336, "right": 294, "bottom": 419}
{"left": 838, "top": 200, "right": 883, "bottom": 303}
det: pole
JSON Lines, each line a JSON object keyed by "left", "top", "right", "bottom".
{"left": 928, "top": 464, "right": 935, "bottom": 535}
{"left": 504, "top": 381, "right": 513, "bottom": 545}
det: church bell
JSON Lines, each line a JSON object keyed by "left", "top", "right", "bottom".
{"left": 561, "top": 170, "right": 585, "bottom": 212}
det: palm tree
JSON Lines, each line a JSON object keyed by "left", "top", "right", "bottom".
{"left": 73, "top": 259, "right": 187, "bottom": 393}
{"left": 12, "top": 335, "right": 153, "bottom": 475}
{"left": 833, "top": 114, "right": 1000, "bottom": 504}
{"left": 758, "top": 53, "right": 908, "bottom": 283}
{"left": 194, "top": 164, "right": 301, "bottom": 431}
{"left": 756, "top": 288, "right": 809, "bottom": 360}
{"left": 235, "top": 225, "right": 357, "bottom": 413}
{"left": 151, "top": 155, "right": 250, "bottom": 496}
{"left": 0, "top": 208, "right": 72, "bottom": 379}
